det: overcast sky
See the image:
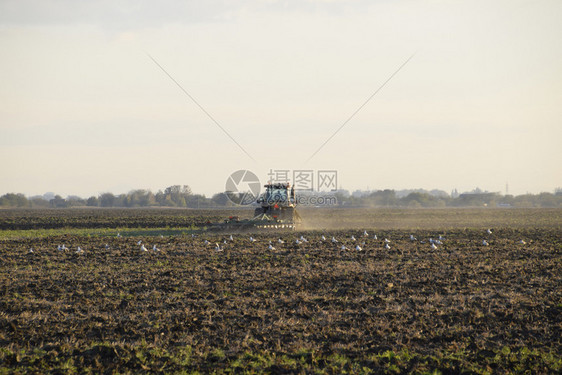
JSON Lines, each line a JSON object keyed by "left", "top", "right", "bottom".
{"left": 1, "top": 0, "right": 561, "bottom": 198}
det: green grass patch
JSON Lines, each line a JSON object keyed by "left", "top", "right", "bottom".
{"left": 0, "top": 227, "right": 199, "bottom": 240}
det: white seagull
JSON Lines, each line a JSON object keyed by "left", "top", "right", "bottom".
{"left": 410, "top": 235, "right": 417, "bottom": 241}
{"left": 384, "top": 243, "right": 391, "bottom": 250}
{"left": 331, "top": 236, "right": 338, "bottom": 243}
{"left": 215, "top": 243, "right": 222, "bottom": 251}
{"left": 249, "top": 236, "right": 256, "bottom": 243}
{"left": 152, "top": 245, "right": 160, "bottom": 252}
{"left": 341, "top": 245, "right": 347, "bottom": 250}
{"left": 486, "top": 229, "right": 493, "bottom": 234}
{"left": 137, "top": 240, "right": 143, "bottom": 246}
{"left": 140, "top": 244, "right": 148, "bottom": 252}
{"left": 278, "top": 238, "right": 284, "bottom": 244}
{"left": 350, "top": 235, "right": 356, "bottom": 242}
{"left": 519, "top": 239, "right": 526, "bottom": 245}
{"left": 482, "top": 240, "right": 489, "bottom": 246}
{"left": 268, "top": 244, "right": 276, "bottom": 250}
{"left": 355, "top": 245, "right": 362, "bottom": 251}
{"left": 76, "top": 247, "right": 84, "bottom": 254}
{"left": 321, "top": 235, "right": 326, "bottom": 241}
{"left": 430, "top": 243, "right": 438, "bottom": 250}
{"left": 363, "top": 230, "right": 369, "bottom": 237}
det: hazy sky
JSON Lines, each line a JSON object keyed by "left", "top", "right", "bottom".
{"left": 1, "top": 0, "right": 561, "bottom": 198}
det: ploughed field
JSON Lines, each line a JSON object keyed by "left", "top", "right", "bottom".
{"left": 0, "top": 209, "right": 561, "bottom": 373}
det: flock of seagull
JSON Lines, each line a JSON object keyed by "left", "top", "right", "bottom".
{"left": 191, "top": 228, "right": 518, "bottom": 253}
{"left": 26, "top": 228, "right": 528, "bottom": 255}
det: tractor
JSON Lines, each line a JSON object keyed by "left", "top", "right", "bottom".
{"left": 209, "top": 182, "right": 301, "bottom": 232}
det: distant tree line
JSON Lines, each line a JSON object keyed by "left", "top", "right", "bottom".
{"left": 0, "top": 185, "right": 234, "bottom": 209}
{"left": 333, "top": 188, "right": 562, "bottom": 208}
{"left": 1, "top": 186, "right": 561, "bottom": 208}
